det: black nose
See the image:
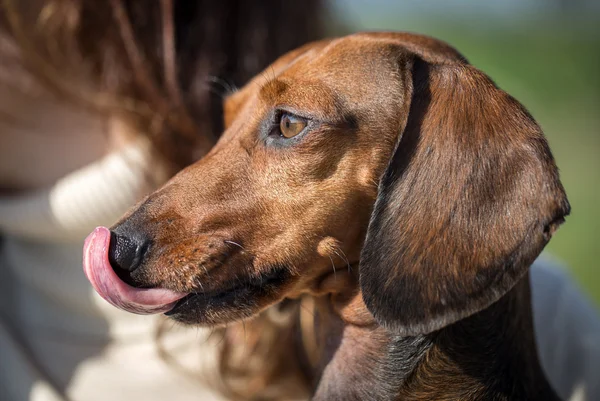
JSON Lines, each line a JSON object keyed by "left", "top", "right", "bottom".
{"left": 108, "top": 230, "right": 149, "bottom": 274}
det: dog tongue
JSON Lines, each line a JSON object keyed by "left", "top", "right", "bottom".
{"left": 83, "top": 226, "right": 187, "bottom": 314}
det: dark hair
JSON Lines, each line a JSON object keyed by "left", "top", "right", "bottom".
{"left": 1, "top": 0, "right": 324, "bottom": 169}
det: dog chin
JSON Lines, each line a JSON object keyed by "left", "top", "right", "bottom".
{"left": 165, "top": 266, "right": 291, "bottom": 325}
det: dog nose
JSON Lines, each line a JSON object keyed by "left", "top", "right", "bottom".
{"left": 108, "top": 230, "right": 149, "bottom": 273}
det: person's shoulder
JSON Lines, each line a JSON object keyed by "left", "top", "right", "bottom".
{"left": 531, "top": 258, "right": 600, "bottom": 401}
{"left": 531, "top": 254, "right": 600, "bottom": 334}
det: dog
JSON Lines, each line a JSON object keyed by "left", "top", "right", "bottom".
{"left": 83, "top": 32, "right": 570, "bottom": 400}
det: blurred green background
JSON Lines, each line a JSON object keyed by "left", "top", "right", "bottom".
{"left": 330, "top": 0, "right": 600, "bottom": 305}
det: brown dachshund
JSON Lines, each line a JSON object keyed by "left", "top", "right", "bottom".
{"left": 83, "top": 32, "right": 570, "bottom": 400}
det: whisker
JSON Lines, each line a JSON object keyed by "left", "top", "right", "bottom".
{"left": 333, "top": 247, "right": 352, "bottom": 272}
{"left": 193, "top": 276, "right": 205, "bottom": 292}
{"left": 224, "top": 240, "right": 245, "bottom": 250}
{"left": 199, "top": 83, "right": 229, "bottom": 98}
{"left": 192, "top": 276, "right": 208, "bottom": 301}
{"left": 269, "top": 66, "right": 276, "bottom": 82}
{"left": 205, "top": 76, "right": 238, "bottom": 97}
{"left": 327, "top": 254, "right": 337, "bottom": 278}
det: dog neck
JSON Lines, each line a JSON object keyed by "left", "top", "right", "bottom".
{"left": 306, "top": 273, "right": 560, "bottom": 401}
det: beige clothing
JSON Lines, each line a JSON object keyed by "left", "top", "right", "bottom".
{"left": 0, "top": 141, "right": 225, "bottom": 401}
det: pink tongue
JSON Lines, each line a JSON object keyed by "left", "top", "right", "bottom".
{"left": 83, "top": 226, "right": 187, "bottom": 315}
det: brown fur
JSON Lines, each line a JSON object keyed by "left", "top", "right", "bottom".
{"left": 109, "top": 32, "right": 569, "bottom": 400}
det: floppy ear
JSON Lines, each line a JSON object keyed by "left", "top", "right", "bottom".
{"left": 359, "top": 57, "right": 570, "bottom": 337}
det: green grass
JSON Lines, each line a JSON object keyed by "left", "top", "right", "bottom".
{"left": 338, "top": 15, "right": 600, "bottom": 304}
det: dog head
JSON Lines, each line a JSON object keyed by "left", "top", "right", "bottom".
{"left": 83, "top": 32, "right": 569, "bottom": 335}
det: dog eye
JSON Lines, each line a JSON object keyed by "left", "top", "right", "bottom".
{"left": 279, "top": 113, "right": 307, "bottom": 138}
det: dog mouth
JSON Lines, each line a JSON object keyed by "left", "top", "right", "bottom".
{"left": 83, "top": 226, "right": 290, "bottom": 319}
{"left": 83, "top": 227, "right": 188, "bottom": 314}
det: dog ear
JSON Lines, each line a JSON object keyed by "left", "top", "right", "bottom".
{"left": 359, "top": 57, "right": 570, "bottom": 337}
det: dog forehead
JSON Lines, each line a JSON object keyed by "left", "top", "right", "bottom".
{"left": 284, "top": 37, "right": 402, "bottom": 85}
{"left": 223, "top": 35, "right": 419, "bottom": 128}
{"left": 254, "top": 39, "right": 406, "bottom": 116}
{"left": 224, "top": 31, "right": 464, "bottom": 115}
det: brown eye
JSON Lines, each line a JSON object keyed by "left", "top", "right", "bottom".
{"left": 279, "top": 113, "right": 307, "bottom": 138}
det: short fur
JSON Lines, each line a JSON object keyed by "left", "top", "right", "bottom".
{"left": 108, "top": 32, "right": 569, "bottom": 400}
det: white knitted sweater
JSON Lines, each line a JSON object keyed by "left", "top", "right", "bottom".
{"left": 0, "top": 140, "right": 224, "bottom": 401}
